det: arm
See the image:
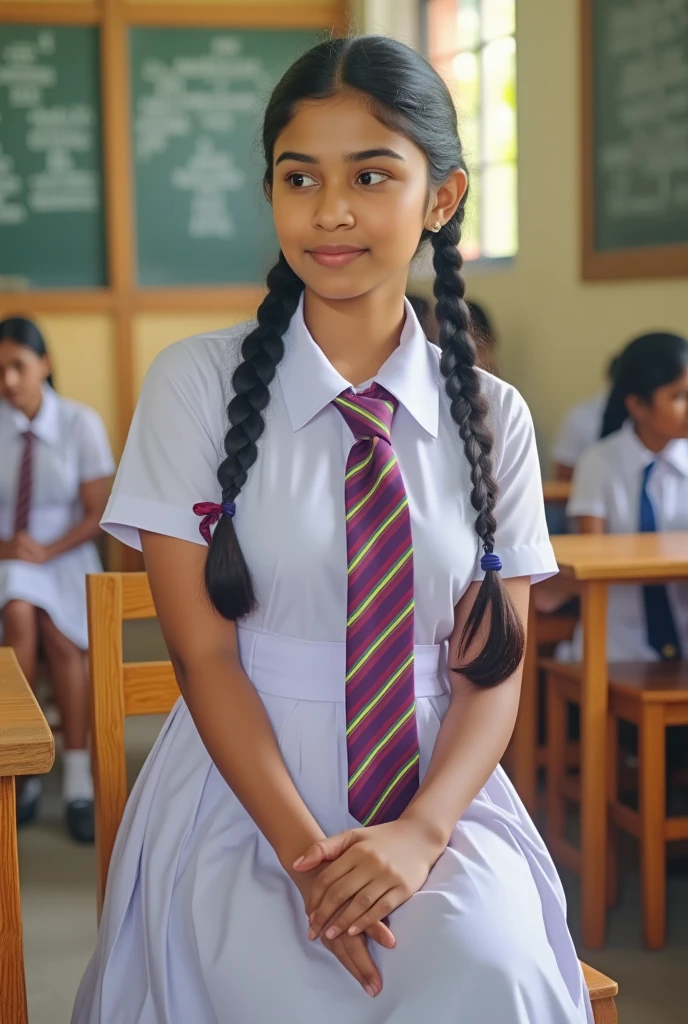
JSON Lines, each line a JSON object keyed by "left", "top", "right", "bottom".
{"left": 301, "top": 578, "right": 531, "bottom": 940}
{"left": 577, "top": 515, "right": 606, "bottom": 534}
{"left": 553, "top": 462, "right": 574, "bottom": 482}
{"left": 45, "top": 477, "right": 111, "bottom": 559}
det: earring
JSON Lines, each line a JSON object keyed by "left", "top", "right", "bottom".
{"left": 430, "top": 220, "right": 442, "bottom": 233}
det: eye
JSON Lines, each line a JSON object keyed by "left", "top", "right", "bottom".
{"left": 287, "top": 172, "right": 318, "bottom": 189}
{"left": 357, "top": 171, "right": 389, "bottom": 186}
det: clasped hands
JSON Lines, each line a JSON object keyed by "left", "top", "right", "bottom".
{"left": 291, "top": 819, "right": 442, "bottom": 997}
{"left": 2, "top": 532, "right": 49, "bottom": 564}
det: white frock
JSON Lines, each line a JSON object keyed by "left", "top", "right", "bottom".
{"left": 73, "top": 299, "right": 592, "bottom": 1023}
{"left": 0, "top": 386, "right": 115, "bottom": 649}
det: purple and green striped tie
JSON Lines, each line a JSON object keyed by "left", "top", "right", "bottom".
{"left": 334, "top": 383, "right": 419, "bottom": 826}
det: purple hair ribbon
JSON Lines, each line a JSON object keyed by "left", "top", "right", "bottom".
{"left": 193, "top": 501, "right": 236, "bottom": 545}
{"left": 480, "top": 552, "right": 502, "bottom": 573}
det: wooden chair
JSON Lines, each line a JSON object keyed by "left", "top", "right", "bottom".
{"left": 88, "top": 573, "right": 619, "bottom": 1021}
{"left": 545, "top": 658, "right": 688, "bottom": 949}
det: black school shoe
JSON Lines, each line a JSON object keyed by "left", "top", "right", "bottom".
{"left": 16, "top": 778, "right": 41, "bottom": 826}
{"left": 66, "top": 799, "right": 95, "bottom": 844}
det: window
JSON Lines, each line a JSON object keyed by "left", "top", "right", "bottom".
{"left": 424, "top": 0, "right": 518, "bottom": 261}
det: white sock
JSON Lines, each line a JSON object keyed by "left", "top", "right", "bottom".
{"left": 63, "top": 749, "right": 93, "bottom": 804}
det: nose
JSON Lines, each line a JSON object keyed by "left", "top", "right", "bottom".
{"left": 313, "top": 183, "right": 355, "bottom": 232}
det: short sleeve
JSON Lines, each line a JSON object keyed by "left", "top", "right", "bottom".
{"left": 551, "top": 404, "right": 590, "bottom": 468}
{"left": 566, "top": 443, "right": 608, "bottom": 520}
{"left": 74, "top": 406, "right": 116, "bottom": 483}
{"left": 472, "top": 380, "right": 558, "bottom": 585}
{"left": 101, "top": 339, "right": 227, "bottom": 551}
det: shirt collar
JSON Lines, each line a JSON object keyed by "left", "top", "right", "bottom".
{"left": 621, "top": 419, "right": 688, "bottom": 478}
{"left": 7, "top": 384, "right": 61, "bottom": 447}
{"left": 277, "top": 294, "right": 439, "bottom": 438}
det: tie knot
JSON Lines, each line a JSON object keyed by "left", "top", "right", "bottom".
{"left": 333, "top": 383, "right": 397, "bottom": 442}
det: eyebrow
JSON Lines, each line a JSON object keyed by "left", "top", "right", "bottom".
{"left": 275, "top": 148, "right": 406, "bottom": 166}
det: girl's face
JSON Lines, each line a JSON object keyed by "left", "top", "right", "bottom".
{"left": 0, "top": 340, "right": 50, "bottom": 413}
{"left": 628, "top": 367, "right": 688, "bottom": 446}
{"left": 270, "top": 90, "right": 466, "bottom": 302}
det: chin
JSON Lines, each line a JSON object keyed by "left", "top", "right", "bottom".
{"left": 299, "top": 271, "right": 378, "bottom": 303}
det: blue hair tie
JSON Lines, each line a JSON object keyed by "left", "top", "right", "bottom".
{"left": 221, "top": 501, "right": 237, "bottom": 518}
{"left": 481, "top": 552, "right": 502, "bottom": 573}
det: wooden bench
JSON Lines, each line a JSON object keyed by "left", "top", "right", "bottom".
{"left": 88, "top": 573, "right": 619, "bottom": 1021}
{"left": 0, "top": 647, "right": 55, "bottom": 1024}
{"left": 545, "top": 658, "right": 688, "bottom": 949}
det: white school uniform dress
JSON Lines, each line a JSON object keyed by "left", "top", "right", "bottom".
{"left": 558, "top": 421, "right": 688, "bottom": 662}
{"left": 73, "top": 297, "right": 592, "bottom": 1024}
{"left": 552, "top": 392, "right": 608, "bottom": 470}
{"left": 0, "top": 385, "right": 115, "bottom": 649}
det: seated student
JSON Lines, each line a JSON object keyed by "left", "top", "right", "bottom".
{"left": 556, "top": 331, "right": 688, "bottom": 662}
{"left": 551, "top": 353, "right": 620, "bottom": 481}
{"left": 0, "top": 317, "right": 115, "bottom": 841}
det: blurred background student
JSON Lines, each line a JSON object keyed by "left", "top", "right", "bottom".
{"left": 551, "top": 352, "right": 621, "bottom": 481}
{"left": 406, "top": 294, "right": 498, "bottom": 375}
{"left": 0, "top": 317, "right": 114, "bottom": 842}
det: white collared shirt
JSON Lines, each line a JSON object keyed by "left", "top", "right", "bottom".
{"left": 562, "top": 421, "right": 688, "bottom": 661}
{"left": 0, "top": 384, "right": 115, "bottom": 544}
{"left": 102, "top": 297, "right": 557, "bottom": 645}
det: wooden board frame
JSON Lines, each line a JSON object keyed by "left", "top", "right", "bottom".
{"left": 0, "top": 0, "right": 348, "bottom": 451}
{"left": 580, "top": 0, "right": 688, "bottom": 282}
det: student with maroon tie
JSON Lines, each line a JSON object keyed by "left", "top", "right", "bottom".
{"left": 0, "top": 317, "right": 114, "bottom": 842}
{"left": 73, "top": 38, "right": 590, "bottom": 1023}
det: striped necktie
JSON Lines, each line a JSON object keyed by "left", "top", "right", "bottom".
{"left": 14, "top": 431, "right": 35, "bottom": 535}
{"left": 639, "top": 462, "right": 681, "bottom": 661}
{"left": 334, "top": 383, "right": 419, "bottom": 826}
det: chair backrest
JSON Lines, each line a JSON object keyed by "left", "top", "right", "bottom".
{"left": 87, "top": 572, "right": 179, "bottom": 918}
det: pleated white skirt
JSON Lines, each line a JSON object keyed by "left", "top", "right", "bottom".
{"left": 73, "top": 627, "right": 592, "bottom": 1023}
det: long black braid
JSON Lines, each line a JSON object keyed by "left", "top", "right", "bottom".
{"left": 432, "top": 213, "right": 525, "bottom": 687}
{"left": 204, "top": 34, "right": 526, "bottom": 688}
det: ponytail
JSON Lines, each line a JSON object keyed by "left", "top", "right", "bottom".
{"left": 432, "top": 214, "right": 525, "bottom": 688}
{"left": 205, "top": 253, "right": 303, "bottom": 619}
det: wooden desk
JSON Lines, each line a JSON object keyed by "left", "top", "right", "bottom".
{"left": 542, "top": 480, "right": 572, "bottom": 504}
{"left": 0, "top": 648, "right": 55, "bottom": 1024}
{"left": 529, "top": 533, "right": 688, "bottom": 949}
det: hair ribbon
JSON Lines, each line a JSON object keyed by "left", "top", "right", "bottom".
{"left": 193, "top": 501, "right": 236, "bottom": 545}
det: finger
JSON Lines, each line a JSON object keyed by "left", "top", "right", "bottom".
{"left": 325, "top": 939, "right": 373, "bottom": 996}
{"left": 365, "top": 920, "right": 396, "bottom": 949}
{"left": 323, "top": 880, "right": 390, "bottom": 940}
{"left": 346, "top": 888, "right": 407, "bottom": 936}
{"left": 294, "top": 831, "right": 355, "bottom": 871}
{"left": 305, "top": 850, "right": 359, "bottom": 916}
{"left": 344, "top": 933, "right": 382, "bottom": 997}
{"left": 308, "top": 867, "right": 369, "bottom": 939}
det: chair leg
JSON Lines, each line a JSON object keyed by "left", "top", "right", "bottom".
{"left": 606, "top": 713, "right": 618, "bottom": 908}
{"left": 546, "top": 676, "right": 567, "bottom": 848}
{"left": 639, "top": 705, "right": 666, "bottom": 949}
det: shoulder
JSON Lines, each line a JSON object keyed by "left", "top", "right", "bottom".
{"left": 52, "top": 391, "right": 107, "bottom": 431}
{"left": 143, "top": 319, "right": 256, "bottom": 401}
{"left": 576, "top": 429, "right": 627, "bottom": 476}
{"left": 474, "top": 368, "right": 534, "bottom": 452}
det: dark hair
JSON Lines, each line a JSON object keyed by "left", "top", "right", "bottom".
{"left": 0, "top": 315, "right": 54, "bottom": 388}
{"left": 466, "top": 300, "right": 494, "bottom": 344}
{"left": 601, "top": 331, "right": 688, "bottom": 438}
{"left": 206, "top": 36, "right": 524, "bottom": 688}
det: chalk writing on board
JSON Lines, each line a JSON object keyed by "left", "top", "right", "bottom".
{"left": 597, "top": 0, "right": 688, "bottom": 224}
{"left": 0, "top": 29, "right": 99, "bottom": 225}
{"left": 133, "top": 35, "right": 269, "bottom": 241}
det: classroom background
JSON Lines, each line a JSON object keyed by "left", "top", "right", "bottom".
{"left": 1, "top": 0, "right": 687, "bottom": 1022}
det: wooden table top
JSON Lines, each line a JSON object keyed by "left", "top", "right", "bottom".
{"left": 552, "top": 532, "right": 688, "bottom": 582}
{"left": 0, "top": 649, "right": 54, "bottom": 777}
{"left": 542, "top": 480, "right": 572, "bottom": 503}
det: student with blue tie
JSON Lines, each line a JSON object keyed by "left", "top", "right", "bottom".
{"left": 559, "top": 332, "right": 688, "bottom": 664}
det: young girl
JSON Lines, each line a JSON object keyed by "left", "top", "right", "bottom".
{"left": 560, "top": 331, "right": 688, "bottom": 662}
{"left": 73, "top": 37, "right": 591, "bottom": 1023}
{"left": 0, "top": 316, "right": 114, "bottom": 841}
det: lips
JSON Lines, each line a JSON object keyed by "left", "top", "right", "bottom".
{"left": 307, "top": 245, "right": 368, "bottom": 268}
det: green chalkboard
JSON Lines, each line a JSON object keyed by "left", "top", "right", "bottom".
{"left": 592, "top": 0, "right": 688, "bottom": 253}
{"left": 130, "top": 28, "right": 320, "bottom": 287}
{"left": 0, "top": 26, "right": 106, "bottom": 290}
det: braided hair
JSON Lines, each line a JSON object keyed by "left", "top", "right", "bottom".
{"left": 600, "top": 332, "right": 688, "bottom": 439}
{"left": 205, "top": 35, "right": 525, "bottom": 687}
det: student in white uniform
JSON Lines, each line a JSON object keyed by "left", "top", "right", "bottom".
{"left": 0, "top": 317, "right": 115, "bottom": 842}
{"left": 559, "top": 331, "right": 688, "bottom": 663}
{"left": 552, "top": 352, "right": 621, "bottom": 481}
{"left": 73, "top": 38, "right": 591, "bottom": 1023}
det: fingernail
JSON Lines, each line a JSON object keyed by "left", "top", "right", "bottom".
{"left": 348, "top": 925, "right": 359, "bottom": 936}
{"left": 365, "top": 985, "right": 376, "bottom": 998}
{"left": 307, "top": 928, "right": 316, "bottom": 940}
{"left": 293, "top": 856, "right": 304, "bottom": 867}
{"left": 308, "top": 912, "right": 315, "bottom": 923}
{"left": 325, "top": 926, "right": 338, "bottom": 939}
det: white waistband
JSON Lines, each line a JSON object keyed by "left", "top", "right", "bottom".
{"left": 237, "top": 627, "right": 450, "bottom": 702}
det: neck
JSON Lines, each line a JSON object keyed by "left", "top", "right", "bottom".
{"left": 18, "top": 390, "right": 44, "bottom": 421}
{"left": 634, "top": 422, "right": 671, "bottom": 455}
{"left": 303, "top": 280, "right": 408, "bottom": 387}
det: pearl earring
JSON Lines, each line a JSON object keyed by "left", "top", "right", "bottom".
{"left": 430, "top": 220, "right": 442, "bottom": 232}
